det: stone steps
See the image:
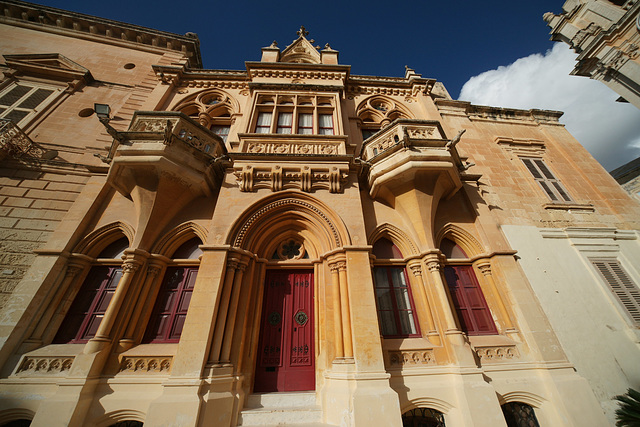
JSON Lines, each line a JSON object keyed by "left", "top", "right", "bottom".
{"left": 238, "top": 392, "right": 331, "bottom": 426}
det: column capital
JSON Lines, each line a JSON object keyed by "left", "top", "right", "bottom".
{"left": 122, "top": 261, "right": 140, "bottom": 274}
{"left": 146, "top": 265, "right": 163, "bottom": 278}
{"left": 475, "top": 260, "right": 492, "bottom": 276}
{"left": 329, "top": 260, "right": 347, "bottom": 272}
{"left": 407, "top": 262, "right": 423, "bottom": 277}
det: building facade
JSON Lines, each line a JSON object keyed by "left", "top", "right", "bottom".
{"left": 545, "top": 0, "right": 640, "bottom": 109}
{"left": 1, "top": 1, "right": 639, "bottom": 426}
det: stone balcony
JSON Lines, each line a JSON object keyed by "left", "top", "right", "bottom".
{"left": 107, "top": 111, "right": 227, "bottom": 249}
{"left": 360, "top": 119, "right": 467, "bottom": 248}
{"left": 360, "top": 119, "right": 465, "bottom": 203}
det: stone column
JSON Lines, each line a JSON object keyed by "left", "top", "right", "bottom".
{"left": 119, "top": 262, "right": 164, "bottom": 350}
{"left": 29, "top": 261, "right": 85, "bottom": 344}
{"left": 475, "top": 259, "right": 515, "bottom": 332}
{"left": 220, "top": 259, "right": 248, "bottom": 364}
{"left": 423, "top": 253, "right": 465, "bottom": 345}
{"left": 407, "top": 261, "right": 439, "bottom": 344}
{"left": 210, "top": 257, "right": 239, "bottom": 364}
{"left": 84, "top": 258, "right": 141, "bottom": 354}
{"left": 336, "top": 261, "right": 354, "bottom": 359}
{"left": 328, "top": 260, "right": 345, "bottom": 359}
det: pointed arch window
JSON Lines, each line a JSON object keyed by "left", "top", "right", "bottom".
{"left": 372, "top": 238, "right": 420, "bottom": 337}
{"left": 143, "top": 237, "right": 202, "bottom": 343}
{"left": 440, "top": 238, "right": 497, "bottom": 336}
{"left": 501, "top": 402, "right": 540, "bottom": 427}
{"left": 53, "top": 237, "right": 129, "bottom": 344}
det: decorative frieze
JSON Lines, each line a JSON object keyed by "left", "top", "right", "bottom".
{"left": 388, "top": 350, "right": 435, "bottom": 367}
{"left": 16, "top": 357, "right": 74, "bottom": 376}
{"left": 119, "top": 357, "right": 172, "bottom": 374}
{"left": 234, "top": 164, "right": 348, "bottom": 193}
{"left": 474, "top": 346, "right": 519, "bottom": 362}
{"left": 246, "top": 141, "right": 339, "bottom": 155}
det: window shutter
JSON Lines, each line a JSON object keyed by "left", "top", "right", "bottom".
{"left": 592, "top": 259, "right": 640, "bottom": 324}
{"left": 520, "top": 157, "right": 572, "bottom": 202}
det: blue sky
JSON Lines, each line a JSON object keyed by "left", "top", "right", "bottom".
{"left": 28, "top": 0, "right": 640, "bottom": 170}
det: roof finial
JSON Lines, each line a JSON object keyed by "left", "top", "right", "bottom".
{"left": 297, "top": 25, "right": 309, "bottom": 38}
{"left": 269, "top": 40, "right": 278, "bottom": 48}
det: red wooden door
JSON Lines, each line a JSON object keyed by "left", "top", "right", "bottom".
{"left": 254, "top": 270, "right": 314, "bottom": 392}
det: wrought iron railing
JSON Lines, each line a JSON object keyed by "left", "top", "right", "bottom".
{"left": 0, "top": 118, "right": 50, "bottom": 160}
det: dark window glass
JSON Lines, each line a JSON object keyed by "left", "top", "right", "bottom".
{"left": 402, "top": 408, "right": 446, "bottom": 427}
{"left": 373, "top": 266, "right": 420, "bottom": 337}
{"left": 502, "top": 402, "right": 540, "bottom": 427}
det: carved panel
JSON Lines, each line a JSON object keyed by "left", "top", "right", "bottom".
{"left": 388, "top": 350, "right": 435, "bottom": 367}
{"left": 118, "top": 357, "right": 172, "bottom": 374}
{"left": 16, "top": 357, "right": 74, "bottom": 376}
{"left": 474, "top": 346, "right": 519, "bottom": 362}
{"left": 246, "top": 142, "right": 339, "bottom": 155}
{"left": 233, "top": 165, "right": 348, "bottom": 193}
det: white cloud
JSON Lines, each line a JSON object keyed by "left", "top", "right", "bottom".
{"left": 459, "top": 43, "right": 640, "bottom": 171}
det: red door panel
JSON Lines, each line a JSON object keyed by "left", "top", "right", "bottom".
{"left": 254, "top": 270, "right": 314, "bottom": 392}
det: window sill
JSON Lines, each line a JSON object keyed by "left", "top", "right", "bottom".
{"left": 543, "top": 202, "right": 595, "bottom": 212}
{"left": 383, "top": 336, "right": 437, "bottom": 351}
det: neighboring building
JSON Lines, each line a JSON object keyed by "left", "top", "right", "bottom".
{"left": 0, "top": 1, "right": 639, "bottom": 427}
{"left": 544, "top": 0, "right": 640, "bottom": 109}
{"left": 611, "top": 156, "right": 640, "bottom": 200}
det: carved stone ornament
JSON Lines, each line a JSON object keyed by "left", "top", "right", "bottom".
{"left": 119, "top": 357, "right": 172, "bottom": 374}
{"left": 234, "top": 164, "right": 348, "bottom": 193}
{"left": 16, "top": 357, "right": 74, "bottom": 376}
{"left": 388, "top": 350, "right": 435, "bottom": 367}
{"left": 474, "top": 346, "right": 519, "bottom": 362}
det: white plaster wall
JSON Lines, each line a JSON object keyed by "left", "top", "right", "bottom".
{"left": 501, "top": 225, "right": 640, "bottom": 424}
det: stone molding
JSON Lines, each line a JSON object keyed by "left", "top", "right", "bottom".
{"left": 15, "top": 356, "right": 74, "bottom": 376}
{"left": 118, "top": 356, "right": 172, "bottom": 374}
{"left": 388, "top": 350, "right": 435, "bottom": 367}
{"left": 474, "top": 345, "right": 519, "bottom": 362}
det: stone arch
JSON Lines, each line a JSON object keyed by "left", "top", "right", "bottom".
{"left": 93, "top": 409, "right": 146, "bottom": 427}
{"left": 401, "top": 397, "right": 454, "bottom": 414}
{"left": 0, "top": 408, "right": 35, "bottom": 424}
{"left": 171, "top": 88, "right": 240, "bottom": 129}
{"left": 227, "top": 191, "right": 350, "bottom": 257}
{"left": 151, "top": 221, "right": 208, "bottom": 257}
{"left": 368, "top": 223, "right": 419, "bottom": 258}
{"left": 356, "top": 94, "right": 414, "bottom": 126}
{"left": 498, "top": 391, "right": 545, "bottom": 408}
{"left": 73, "top": 221, "right": 134, "bottom": 258}
{"left": 435, "top": 223, "right": 484, "bottom": 258}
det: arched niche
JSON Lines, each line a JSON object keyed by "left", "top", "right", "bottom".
{"left": 227, "top": 192, "right": 350, "bottom": 258}
{"left": 368, "top": 223, "right": 419, "bottom": 259}
{"left": 434, "top": 224, "right": 484, "bottom": 258}
{"left": 73, "top": 221, "right": 134, "bottom": 258}
{"left": 151, "top": 221, "right": 208, "bottom": 257}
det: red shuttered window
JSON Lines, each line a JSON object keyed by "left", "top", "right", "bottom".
{"left": 54, "top": 266, "right": 122, "bottom": 343}
{"left": 444, "top": 265, "right": 497, "bottom": 335}
{"left": 144, "top": 267, "right": 198, "bottom": 343}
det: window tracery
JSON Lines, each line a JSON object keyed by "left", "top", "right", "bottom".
{"left": 356, "top": 95, "right": 412, "bottom": 141}
{"left": 172, "top": 89, "right": 237, "bottom": 142}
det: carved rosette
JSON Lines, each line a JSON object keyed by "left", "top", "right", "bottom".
{"left": 388, "top": 350, "right": 435, "bottom": 367}
{"left": 119, "top": 357, "right": 172, "bottom": 374}
{"left": 16, "top": 357, "right": 74, "bottom": 376}
{"left": 474, "top": 346, "right": 519, "bottom": 363}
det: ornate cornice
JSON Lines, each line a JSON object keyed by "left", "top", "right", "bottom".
{"left": 0, "top": 0, "right": 202, "bottom": 68}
